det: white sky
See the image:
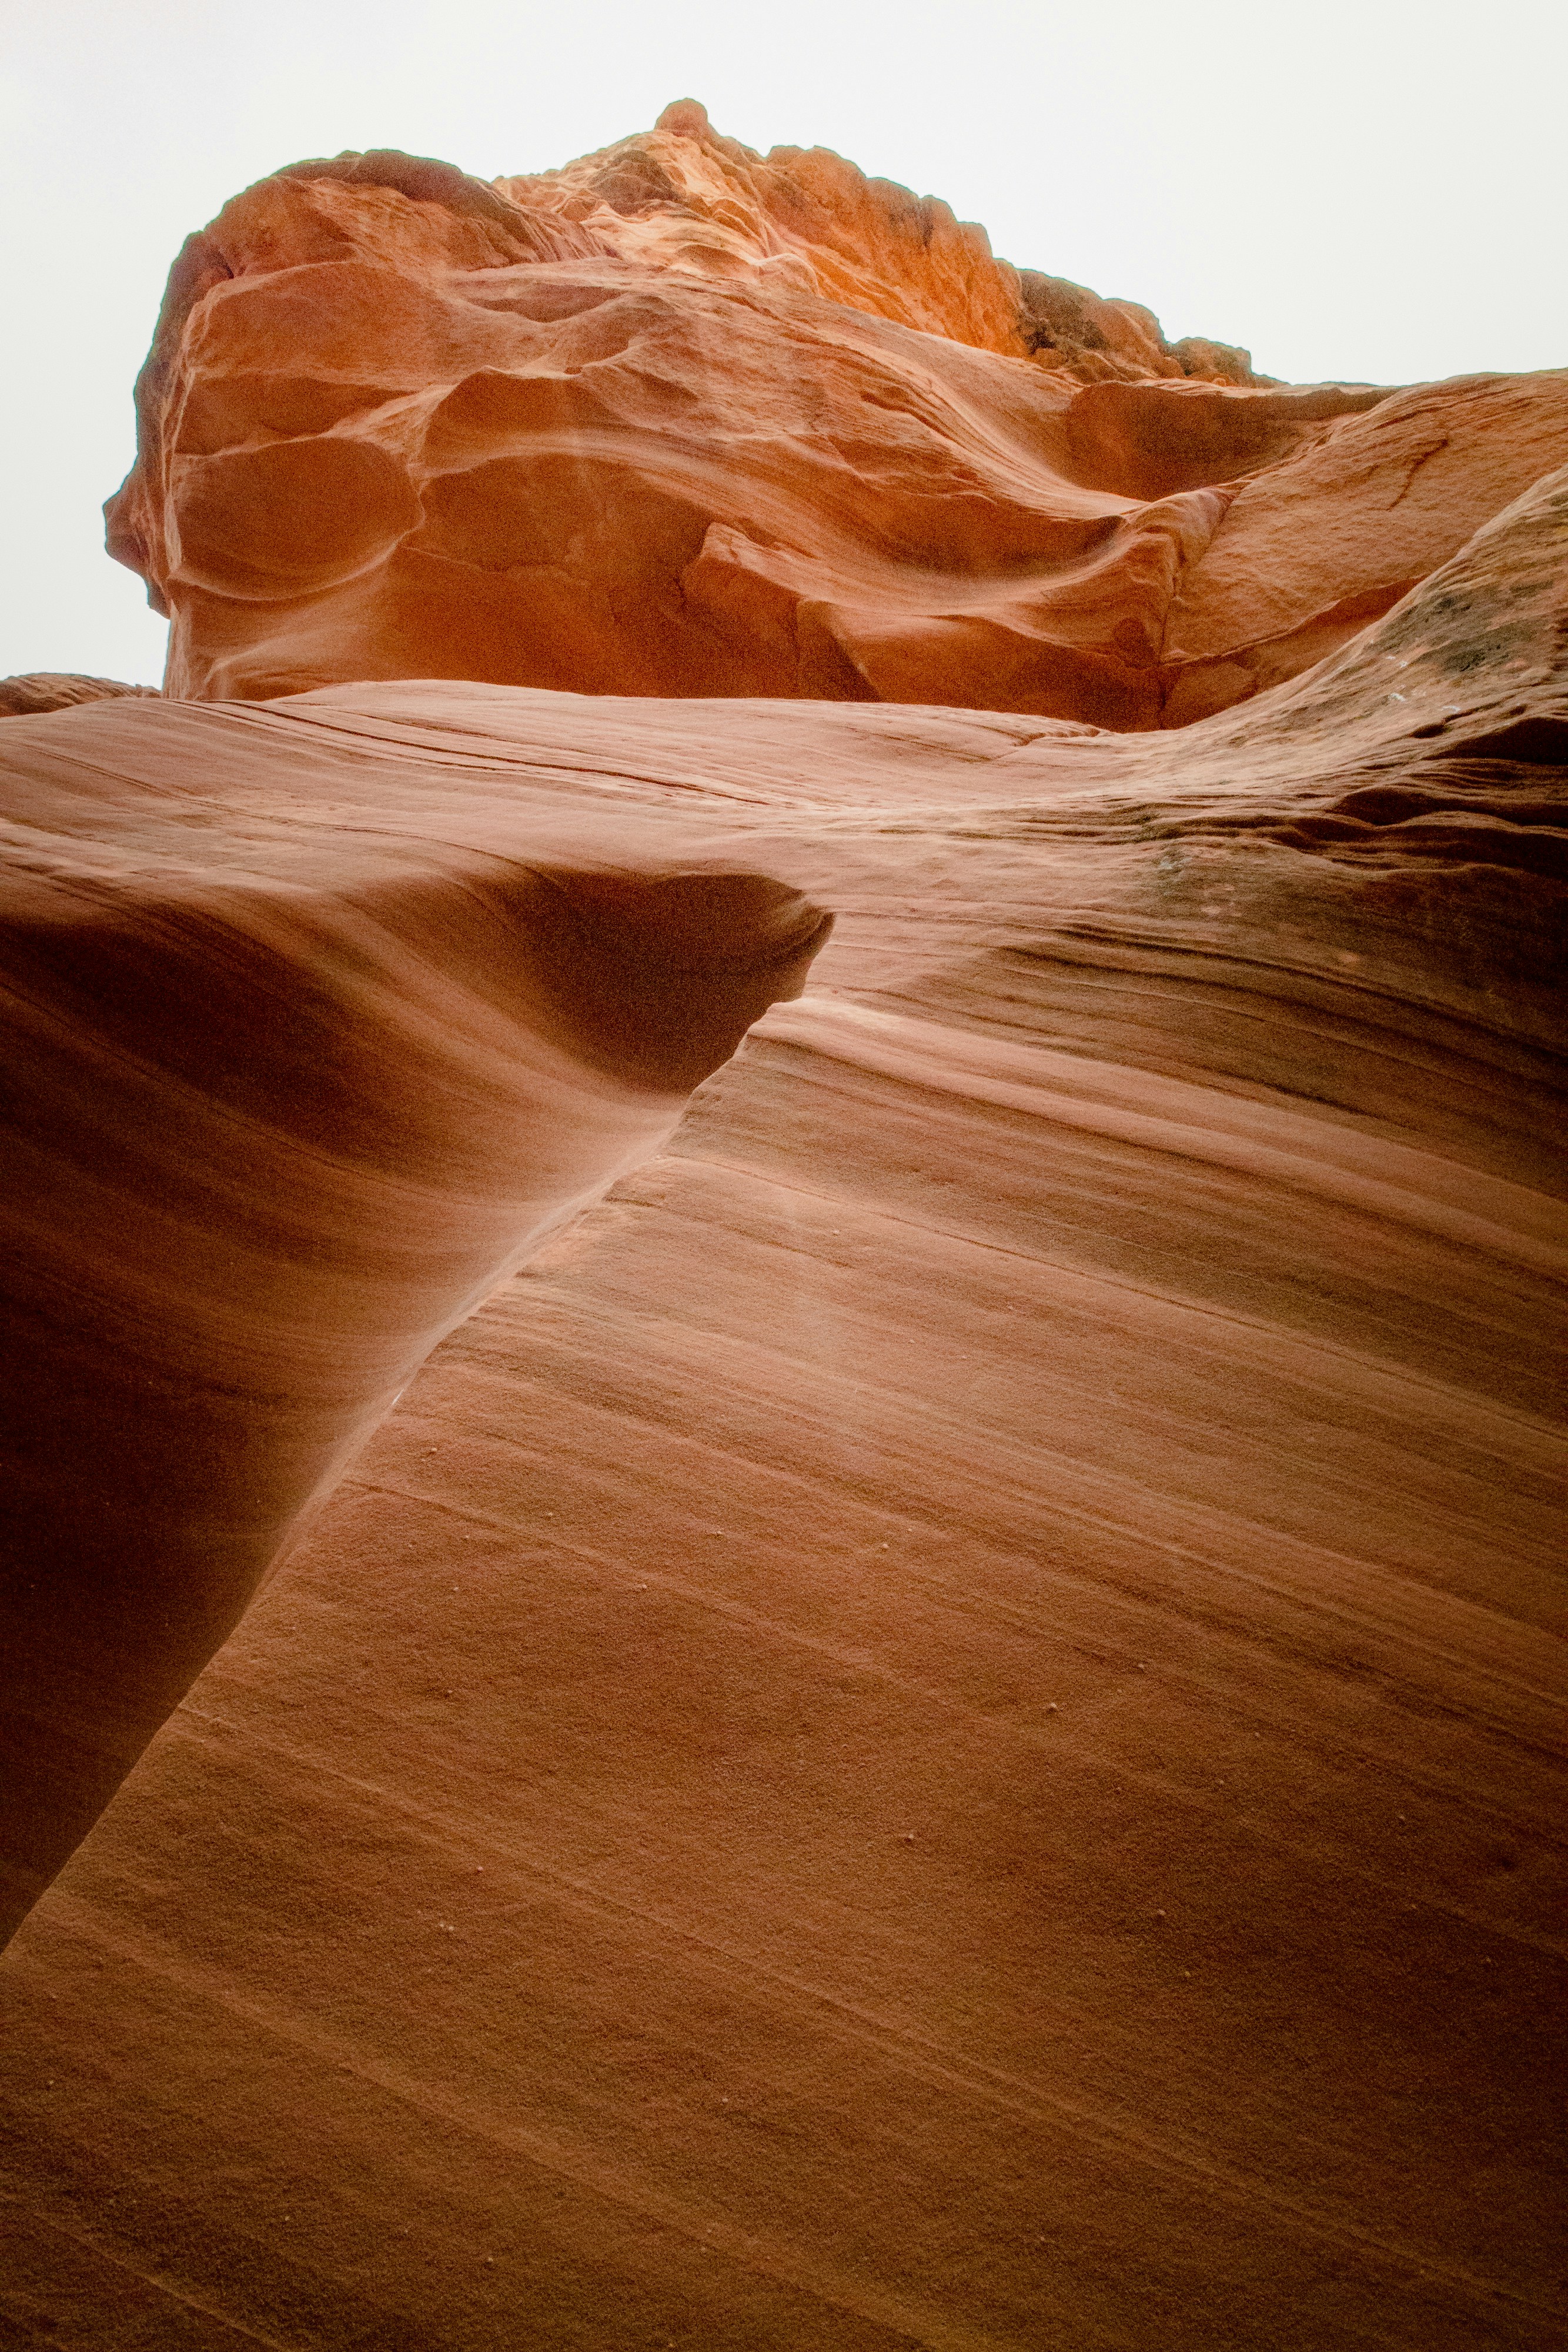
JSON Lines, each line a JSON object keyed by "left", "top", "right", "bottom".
{"left": 2, "top": 0, "right": 1563, "bottom": 687}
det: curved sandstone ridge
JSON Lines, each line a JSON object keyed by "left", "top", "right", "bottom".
{"left": 0, "top": 791, "right": 827, "bottom": 1939}
{"left": 3, "top": 467, "right": 1564, "bottom": 2343}
{"left": 105, "top": 105, "right": 1568, "bottom": 721}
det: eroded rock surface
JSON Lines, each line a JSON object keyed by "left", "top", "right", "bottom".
{"left": 4, "top": 452, "right": 1564, "bottom": 2345}
{"left": 4, "top": 95, "right": 1566, "bottom": 2352}
{"left": 106, "top": 105, "right": 1568, "bottom": 721}
{"left": 0, "top": 780, "right": 825, "bottom": 1939}
{"left": 0, "top": 674, "right": 159, "bottom": 717}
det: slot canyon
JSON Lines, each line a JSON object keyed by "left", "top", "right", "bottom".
{"left": 2, "top": 100, "right": 1564, "bottom": 2352}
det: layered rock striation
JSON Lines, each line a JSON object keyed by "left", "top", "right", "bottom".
{"left": 0, "top": 674, "right": 159, "bottom": 717}
{"left": 106, "top": 105, "right": 1568, "bottom": 721}
{"left": 0, "top": 773, "right": 825, "bottom": 1939}
{"left": 3, "top": 102, "right": 1566, "bottom": 2352}
{"left": 6, "top": 447, "right": 1566, "bottom": 2348}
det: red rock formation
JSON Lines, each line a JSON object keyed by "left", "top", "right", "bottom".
{"left": 0, "top": 674, "right": 159, "bottom": 717}
{"left": 106, "top": 107, "right": 1568, "bottom": 723}
{"left": 4, "top": 456, "right": 1564, "bottom": 2341}
{"left": 1160, "top": 373, "right": 1568, "bottom": 723}
{"left": 0, "top": 791, "right": 825, "bottom": 1940}
{"left": 5, "top": 95, "right": 1566, "bottom": 2352}
{"left": 507, "top": 98, "right": 1037, "bottom": 361}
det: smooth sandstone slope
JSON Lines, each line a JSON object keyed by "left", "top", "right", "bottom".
{"left": 2, "top": 459, "right": 1564, "bottom": 2345}
{"left": 104, "top": 107, "right": 1568, "bottom": 724}
{"left": 0, "top": 779, "right": 827, "bottom": 1942}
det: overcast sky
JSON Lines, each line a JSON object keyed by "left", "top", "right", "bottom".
{"left": 3, "top": 0, "right": 1563, "bottom": 687}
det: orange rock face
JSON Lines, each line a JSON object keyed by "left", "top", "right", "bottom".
{"left": 0, "top": 674, "right": 159, "bottom": 717}
{"left": 5, "top": 98, "right": 1566, "bottom": 2352}
{"left": 106, "top": 105, "right": 1568, "bottom": 723}
{"left": 6, "top": 453, "right": 1566, "bottom": 2346}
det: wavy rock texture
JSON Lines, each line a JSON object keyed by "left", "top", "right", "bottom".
{"left": 105, "top": 107, "right": 1568, "bottom": 723}
{"left": 4, "top": 422, "right": 1564, "bottom": 2351}
{"left": 0, "top": 674, "right": 159, "bottom": 717}
{"left": 0, "top": 793, "right": 827, "bottom": 1939}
